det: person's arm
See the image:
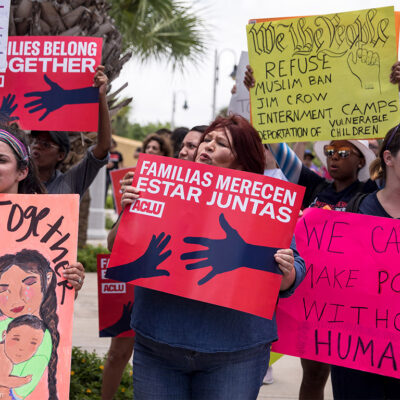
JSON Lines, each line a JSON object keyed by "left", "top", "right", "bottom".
{"left": 279, "top": 236, "right": 306, "bottom": 298}
{"left": 268, "top": 142, "right": 303, "bottom": 184}
{"left": 92, "top": 65, "right": 112, "bottom": 160}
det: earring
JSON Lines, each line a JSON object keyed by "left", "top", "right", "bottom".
{"left": 358, "top": 164, "right": 362, "bottom": 168}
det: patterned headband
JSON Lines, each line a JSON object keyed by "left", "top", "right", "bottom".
{"left": 0, "top": 129, "right": 29, "bottom": 162}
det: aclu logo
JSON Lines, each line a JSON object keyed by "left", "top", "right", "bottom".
{"left": 102, "top": 282, "right": 126, "bottom": 294}
{"left": 129, "top": 198, "right": 165, "bottom": 218}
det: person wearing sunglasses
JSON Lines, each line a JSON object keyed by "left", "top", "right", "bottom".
{"left": 244, "top": 66, "right": 378, "bottom": 400}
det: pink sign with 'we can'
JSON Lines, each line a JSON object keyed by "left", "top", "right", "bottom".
{"left": 273, "top": 207, "right": 400, "bottom": 378}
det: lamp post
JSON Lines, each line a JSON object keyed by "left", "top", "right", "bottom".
{"left": 211, "top": 48, "right": 237, "bottom": 120}
{"left": 171, "top": 90, "right": 189, "bottom": 130}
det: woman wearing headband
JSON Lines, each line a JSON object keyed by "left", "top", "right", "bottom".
{"left": 0, "top": 125, "right": 45, "bottom": 194}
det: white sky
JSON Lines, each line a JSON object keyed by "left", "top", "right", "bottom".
{"left": 113, "top": 0, "right": 399, "bottom": 130}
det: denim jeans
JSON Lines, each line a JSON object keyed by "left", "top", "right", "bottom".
{"left": 132, "top": 334, "right": 270, "bottom": 400}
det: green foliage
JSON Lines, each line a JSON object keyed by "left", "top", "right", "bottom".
{"left": 105, "top": 194, "right": 114, "bottom": 209}
{"left": 77, "top": 244, "right": 109, "bottom": 272}
{"left": 109, "top": 0, "right": 208, "bottom": 69}
{"left": 105, "top": 215, "right": 115, "bottom": 230}
{"left": 112, "top": 104, "right": 171, "bottom": 141}
{"left": 69, "top": 347, "right": 133, "bottom": 399}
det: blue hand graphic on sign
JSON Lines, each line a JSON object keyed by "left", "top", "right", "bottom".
{"left": 0, "top": 94, "right": 19, "bottom": 123}
{"left": 24, "top": 74, "right": 99, "bottom": 121}
{"left": 181, "top": 213, "right": 280, "bottom": 285}
{"left": 105, "top": 233, "right": 171, "bottom": 282}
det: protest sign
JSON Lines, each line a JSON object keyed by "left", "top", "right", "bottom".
{"left": 228, "top": 51, "right": 250, "bottom": 120}
{"left": 106, "top": 154, "right": 305, "bottom": 319}
{"left": 0, "top": 0, "right": 10, "bottom": 71}
{"left": 110, "top": 167, "right": 136, "bottom": 215}
{"left": 272, "top": 208, "right": 400, "bottom": 378}
{"left": 0, "top": 194, "right": 79, "bottom": 399}
{"left": 0, "top": 36, "right": 102, "bottom": 131}
{"left": 97, "top": 254, "right": 135, "bottom": 338}
{"left": 247, "top": 7, "right": 400, "bottom": 143}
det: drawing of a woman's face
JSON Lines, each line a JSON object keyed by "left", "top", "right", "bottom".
{"left": 0, "top": 265, "right": 51, "bottom": 318}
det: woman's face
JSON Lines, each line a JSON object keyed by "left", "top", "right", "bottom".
{"left": 145, "top": 140, "right": 162, "bottom": 155}
{"left": 0, "top": 142, "right": 28, "bottom": 194}
{"left": 195, "top": 128, "right": 240, "bottom": 169}
{"left": 384, "top": 148, "right": 400, "bottom": 182}
{"left": 179, "top": 130, "right": 202, "bottom": 161}
{"left": 326, "top": 140, "right": 364, "bottom": 181}
{"left": 0, "top": 265, "right": 48, "bottom": 318}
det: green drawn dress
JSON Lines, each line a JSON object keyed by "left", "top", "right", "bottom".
{"left": 0, "top": 318, "right": 52, "bottom": 399}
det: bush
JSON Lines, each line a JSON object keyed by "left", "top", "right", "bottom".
{"left": 78, "top": 244, "right": 109, "bottom": 272}
{"left": 105, "top": 194, "right": 114, "bottom": 209}
{"left": 70, "top": 346, "right": 133, "bottom": 399}
{"left": 105, "top": 215, "right": 115, "bottom": 230}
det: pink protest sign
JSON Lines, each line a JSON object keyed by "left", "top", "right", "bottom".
{"left": 272, "top": 208, "right": 400, "bottom": 378}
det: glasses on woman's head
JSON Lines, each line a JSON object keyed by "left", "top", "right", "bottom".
{"left": 30, "top": 138, "right": 59, "bottom": 150}
{"left": 324, "top": 145, "right": 362, "bottom": 159}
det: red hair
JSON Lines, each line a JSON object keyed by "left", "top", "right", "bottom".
{"left": 200, "top": 115, "right": 265, "bottom": 174}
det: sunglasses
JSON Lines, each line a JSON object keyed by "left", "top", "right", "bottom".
{"left": 30, "top": 138, "right": 59, "bottom": 150}
{"left": 323, "top": 145, "right": 362, "bottom": 159}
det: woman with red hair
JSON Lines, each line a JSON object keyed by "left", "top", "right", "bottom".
{"left": 108, "top": 114, "right": 306, "bottom": 400}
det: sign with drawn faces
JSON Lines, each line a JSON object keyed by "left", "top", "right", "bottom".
{"left": 273, "top": 208, "right": 400, "bottom": 379}
{"left": 247, "top": 6, "right": 400, "bottom": 143}
{"left": 107, "top": 154, "right": 305, "bottom": 320}
{"left": 0, "top": 194, "right": 79, "bottom": 400}
{"left": 0, "top": 36, "right": 102, "bottom": 131}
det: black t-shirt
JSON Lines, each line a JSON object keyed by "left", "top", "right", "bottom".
{"left": 359, "top": 191, "right": 398, "bottom": 219}
{"left": 299, "top": 165, "right": 377, "bottom": 211}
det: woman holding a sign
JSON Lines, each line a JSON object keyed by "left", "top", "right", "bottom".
{"left": 0, "top": 125, "right": 85, "bottom": 399}
{"left": 109, "top": 114, "right": 306, "bottom": 400}
{"left": 329, "top": 126, "right": 400, "bottom": 399}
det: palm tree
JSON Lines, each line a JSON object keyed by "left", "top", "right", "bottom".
{"left": 9, "top": 0, "right": 208, "bottom": 246}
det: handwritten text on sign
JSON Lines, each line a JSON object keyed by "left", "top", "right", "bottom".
{"left": 107, "top": 155, "right": 305, "bottom": 319}
{"left": 247, "top": 7, "right": 400, "bottom": 143}
{"left": 272, "top": 208, "right": 400, "bottom": 378}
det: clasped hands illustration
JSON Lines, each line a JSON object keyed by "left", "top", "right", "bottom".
{"left": 105, "top": 213, "right": 280, "bottom": 286}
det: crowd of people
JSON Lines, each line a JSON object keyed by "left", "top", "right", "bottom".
{"left": 1, "top": 56, "right": 400, "bottom": 400}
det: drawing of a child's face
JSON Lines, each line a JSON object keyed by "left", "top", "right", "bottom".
{"left": 0, "top": 265, "right": 51, "bottom": 318}
{"left": 3, "top": 325, "right": 44, "bottom": 364}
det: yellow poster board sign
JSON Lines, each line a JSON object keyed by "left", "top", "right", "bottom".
{"left": 246, "top": 7, "right": 400, "bottom": 143}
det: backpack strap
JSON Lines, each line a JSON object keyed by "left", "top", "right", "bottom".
{"left": 345, "top": 192, "right": 368, "bottom": 213}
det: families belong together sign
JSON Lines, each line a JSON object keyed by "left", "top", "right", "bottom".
{"left": 107, "top": 154, "right": 305, "bottom": 319}
{"left": 0, "top": 36, "right": 102, "bottom": 131}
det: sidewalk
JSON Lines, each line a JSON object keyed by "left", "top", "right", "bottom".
{"left": 72, "top": 272, "right": 333, "bottom": 399}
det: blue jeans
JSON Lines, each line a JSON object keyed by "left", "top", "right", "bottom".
{"left": 132, "top": 334, "right": 270, "bottom": 400}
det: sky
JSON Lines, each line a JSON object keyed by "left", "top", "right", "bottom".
{"left": 113, "top": 0, "right": 399, "bottom": 131}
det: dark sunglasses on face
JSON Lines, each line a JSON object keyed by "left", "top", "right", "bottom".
{"left": 30, "top": 138, "right": 59, "bottom": 150}
{"left": 323, "top": 145, "right": 362, "bottom": 159}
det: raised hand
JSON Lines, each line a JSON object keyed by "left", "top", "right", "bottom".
{"left": 105, "top": 233, "right": 172, "bottom": 282}
{"left": 347, "top": 48, "right": 381, "bottom": 93}
{"left": 0, "top": 94, "right": 19, "bottom": 123}
{"left": 100, "top": 301, "right": 134, "bottom": 337}
{"left": 181, "top": 213, "right": 280, "bottom": 285}
{"left": 24, "top": 75, "right": 68, "bottom": 120}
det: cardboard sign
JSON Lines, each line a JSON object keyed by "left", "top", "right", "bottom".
{"left": 106, "top": 154, "right": 305, "bottom": 319}
{"left": 0, "top": 36, "right": 102, "bottom": 131}
{"left": 97, "top": 254, "right": 135, "bottom": 338}
{"left": 228, "top": 51, "right": 250, "bottom": 120}
{"left": 0, "top": 0, "right": 10, "bottom": 71}
{"left": 272, "top": 208, "right": 400, "bottom": 378}
{"left": 110, "top": 167, "right": 136, "bottom": 215}
{"left": 247, "top": 7, "right": 400, "bottom": 143}
{"left": 0, "top": 194, "right": 79, "bottom": 399}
